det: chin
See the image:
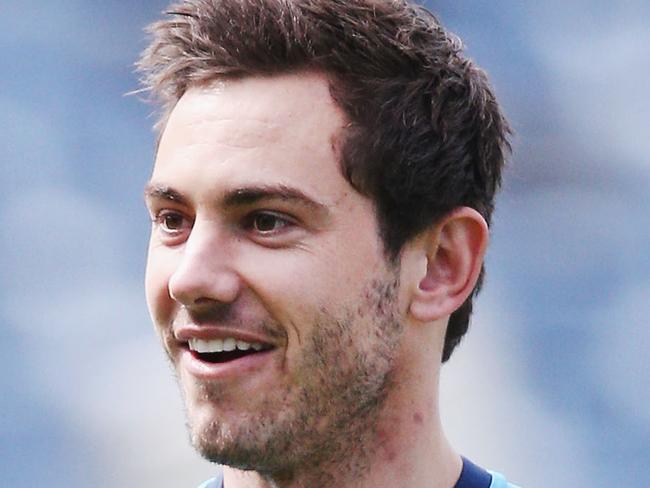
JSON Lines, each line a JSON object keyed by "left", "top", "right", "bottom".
{"left": 188, "top": 411, "right": 286, "bottom": 473}
{"left": 182, "top": 385, "right": 268, "bottom": 467}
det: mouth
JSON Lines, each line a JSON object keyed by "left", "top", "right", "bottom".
{"left": 186, "top": 337, "right": 274, "bottom": 364}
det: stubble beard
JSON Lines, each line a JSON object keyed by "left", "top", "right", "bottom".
{"left": 181, "top": 275, "right": 403, "bottom": 485}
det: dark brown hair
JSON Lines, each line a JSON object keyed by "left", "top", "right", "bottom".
{"left": 137, "top": 0, "right": 511, "bottom": 362}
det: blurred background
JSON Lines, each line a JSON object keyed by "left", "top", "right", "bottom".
{"left": 1, "top": 1, "right": 648, "bottom": 486}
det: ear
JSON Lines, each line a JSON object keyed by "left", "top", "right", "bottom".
{"left": 407, "top": 207, "right": 489, "bottom": 323}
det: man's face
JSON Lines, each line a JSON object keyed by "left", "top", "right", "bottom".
{"left": 145, "top": 72, "right": 407, "bottom": 474}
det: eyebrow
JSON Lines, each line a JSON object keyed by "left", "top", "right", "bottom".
{"left": 144, "top": 182, "right": 330, "bottom": 216}
{"left": 223, "top": 185, "right": 326, "bottom": 212}
{"left": 144, "top": 184, "right": 189, "bottom": 206}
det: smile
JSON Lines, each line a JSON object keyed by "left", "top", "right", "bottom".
{"left": 188, "top": 337, "right": 273, "bottom": 364}
{"left": 171, "top": 319, "right": 282, "bottom": 381}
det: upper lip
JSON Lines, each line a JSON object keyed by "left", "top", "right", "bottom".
{"left": 174, "top": 325, "right": 279, "bottom": 348}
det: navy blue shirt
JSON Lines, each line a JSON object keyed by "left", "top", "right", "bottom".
{"left": 198, "top": 457, "right": 498, "bottom": 488}
{"left": 456, "top": 457, "right": 492, "bottom": 488}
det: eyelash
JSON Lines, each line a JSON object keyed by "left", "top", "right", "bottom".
{"left": 150, "top": 209, "right": 296, "bottom": 243}
{"left": 244, "top": 211, "right": 294, "bottom": 235}
{"left": 151, "top": 210, "right": 192, "bottom": 240}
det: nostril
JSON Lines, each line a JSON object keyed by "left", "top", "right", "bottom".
{"left": 169, "top": 265, "right": 242, "bottom": 306}
{"left": 193, "top": 297, "right": 221, "bottom": 306}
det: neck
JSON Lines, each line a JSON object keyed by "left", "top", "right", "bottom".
{"left": 223, "top": 350, "right": 461, "bottom": 488}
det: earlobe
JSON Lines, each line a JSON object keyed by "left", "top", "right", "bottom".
{"left": 408, "top": 208, "right": 489, "bottom": 323}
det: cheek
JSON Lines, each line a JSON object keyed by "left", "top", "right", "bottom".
{"left": 144, "top": 246, "right": 176, "bottom": 326}
{"left": 239, "top": 250, "right": 336, "bottom": 319}
{"left": 239, "top": 241, "right": 385, "bottom": 327}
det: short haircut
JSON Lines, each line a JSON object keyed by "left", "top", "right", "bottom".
{"left": 137, "top": 0, "right": 512, "bottom": 362}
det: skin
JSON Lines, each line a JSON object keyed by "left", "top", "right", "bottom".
{"left": 144, "top": 71, "right": 488, "bottom": 488}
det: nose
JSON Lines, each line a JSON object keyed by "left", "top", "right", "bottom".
{"left": 168, "top": 222, "right": 241, "bottom": 308}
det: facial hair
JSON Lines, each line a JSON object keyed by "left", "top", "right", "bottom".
{"left": 181, "top": 275, "right": 403, "bottom": 484}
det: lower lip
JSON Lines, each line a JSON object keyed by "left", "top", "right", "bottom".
{"left": 179, "top": 347, "right": 277, "bottom": 381}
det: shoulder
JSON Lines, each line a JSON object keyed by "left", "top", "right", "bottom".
{"left": 488, "top": 470, "right": 523, "bottom": 488}
{"left": 457, "top": 457, "right": 521, "bottom": 488}
{"left": 196, "top": 471, "right": 224, "bottom": 488}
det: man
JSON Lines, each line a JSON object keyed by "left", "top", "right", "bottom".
{"left": 139, "top": 1, "right": 517, "bottom": 487}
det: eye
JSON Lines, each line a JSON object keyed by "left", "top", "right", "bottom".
{"left": 152, "top": 210, "right": 192, "bottom": 242}
{"left": 247, "top": 212, "right": 292, "bottom": 234}
{"left": 161, "top": 212, "right": 185, "bottom": 231}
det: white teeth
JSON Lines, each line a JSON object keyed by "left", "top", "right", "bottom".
{"left": 189, "top": 338, "right": 223, "bottom": 353}
{"left": 188, "top": 337, "right": 266, "bottom": 353}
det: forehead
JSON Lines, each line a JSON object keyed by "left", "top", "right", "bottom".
{"left": 152, "top": 72, "right": 352, "bottom": 204}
